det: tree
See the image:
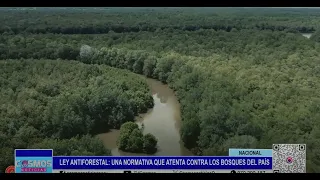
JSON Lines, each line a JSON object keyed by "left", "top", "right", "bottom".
{"left": 56, "top": 45, "right": 79, "bottom": 60}
{"left": 127, "top": 129, "right": 144, "bottom": 152}
{"left": 119, "top": 122, "right": 139, "bottom": 134}
{"left": 143, "top": 56, "right": 157, "bottom": 77}
{"left": 117, "top": 122, "right": 158, "bottom": 154}
{"left": 181, "top": 119, "right": 200, "bottom": 149}
{"left": 143, "top": 133, "right": 158, "bottom": 154}
{"left": 118, "top": 131, "right": 131, "bottom": 151}
{"left": 222, "top": 135, "right": 258, "bottom": 150}
{"left": 154, "top": 56, "right": 175, "bottom": 82}
{"left": 310, "top": 29, "right": 320, "bottom": 43}
{"left": 79, "top": 45, "right": 94, "bottom": 62}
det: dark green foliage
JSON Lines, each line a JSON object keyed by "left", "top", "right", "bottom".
{"left": 31, "top": 135, "right": 110, "bottom": 156}
{"left": 310, "top": 29, "right": 320, "bottom": 43}
{"left": 0, "top": 8, "right": 318, "bottom": 34}
{"left": 143, "top": 133, "right": 158, "bottom": 154}
{"left": 1, "top": 8, "right": 320, "bottom": 172}
{"left": 0, "top": 59, "right": 153, "bottom": 172}
{"left": 117, "top": 122, "right": 158, "bottom": 154}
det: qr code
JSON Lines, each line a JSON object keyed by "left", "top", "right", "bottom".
{"left": 272, "top": 144, "right": 306, "bottom": 173}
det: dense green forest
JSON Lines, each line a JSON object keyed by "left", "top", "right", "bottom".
{"left": 117, "top": 122, "right": 158, "bottom": 154}
{"left": 1, "top": 8, "right": 320, "bottom": 172}
{"left": 0, "top": 60, "right": 153, "bottom": 171}
{"left": 0, "top": 7, "right": 319, "bottom": 34}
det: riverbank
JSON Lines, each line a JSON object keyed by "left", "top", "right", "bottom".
{"left": 97, "top": 78, "right": 193, "bottom": 156}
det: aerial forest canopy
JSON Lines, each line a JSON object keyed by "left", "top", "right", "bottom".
{"left": 117, "top": 122, "right": 158, "bottom": 154}
{"left": 0, "top": 7, "right": 320, "bottom": 172}
{"left": 0, "top": 60, "right": 154, "bottom": 171}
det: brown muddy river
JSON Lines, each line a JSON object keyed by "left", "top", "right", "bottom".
{"left": 97, "top": 78, "right": 193, "bottom": 156}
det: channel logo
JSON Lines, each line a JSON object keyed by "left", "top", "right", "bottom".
{"left": 15, "top": 158, "right": 52, "bottom": 173}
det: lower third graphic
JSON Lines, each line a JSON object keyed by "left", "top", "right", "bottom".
{"left": 15, "top": 157, "right": 52, "bottom": 173}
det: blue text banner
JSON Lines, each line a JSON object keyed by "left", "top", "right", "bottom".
{"left": 53, "top": 156, "right": 272, "bottom": 170}
{"left": 15, "top": 149, "right": 53, "bottom": 157}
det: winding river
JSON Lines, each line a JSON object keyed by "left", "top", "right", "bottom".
{"left": 97, "top": 78, "right": 193, "bottom": 156}
{"left": 97, "top": 32, "right": 313, "bottom": 157}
